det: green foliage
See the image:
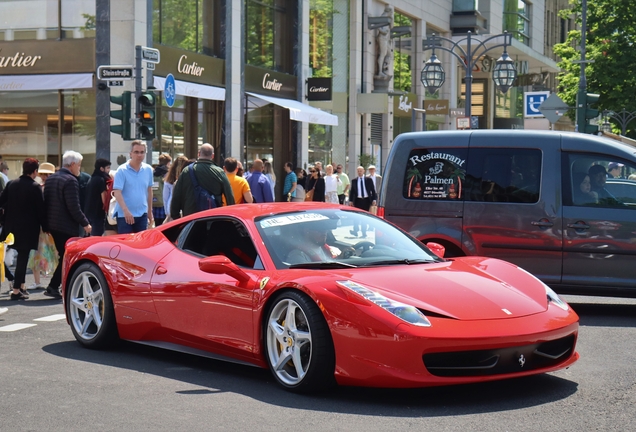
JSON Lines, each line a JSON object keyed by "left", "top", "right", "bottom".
{"left": 310, "top": 0, "right": 336, "bottom": 78}
{"left": 393, "top": 12, "right": 412, "bottom": 92}
{"left": 358, "top": 153, "right": 376, "bottom": 169}
{"left": 553, "top": 0, "right": 636, "bottom": 136}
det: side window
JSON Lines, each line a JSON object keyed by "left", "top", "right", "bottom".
{"left": 402, "top": 148, "right": 468, "bottom": 200}
{"left": 180, "top": 218, "right": 262, "bottom": 268}
{"left": 565, "top": 153, "right": 636, "bottom": 208}
{"left": 465, "top": 148, "right": 541, "bottom": 203}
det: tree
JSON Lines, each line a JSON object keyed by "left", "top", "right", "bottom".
{"left": 553, "top": 0, "right": 636, "bottom": 137}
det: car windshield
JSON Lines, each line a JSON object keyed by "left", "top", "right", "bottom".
{"left": 255, "top": 209, "right": 441, "bottom": 269}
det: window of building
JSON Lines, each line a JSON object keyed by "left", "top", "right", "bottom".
{"left": 153, "top": 0, "right": 221, "bottom": 56}
{"left": 503, "top": 0, "right": 530, "bottom": 46}
{"left": 393, "top": 12, "right": 412, "bottom": 93}
{"left": 0, "top": 0, "right": 95, "bottom": 41}
{"left": 309, "top": 0, "right": 333, "bottom": 77}
{"left": 245, "top": 0, "right": 296, "bottom": 74}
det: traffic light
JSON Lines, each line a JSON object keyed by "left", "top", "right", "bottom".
{"left": 137, "top": 91, "right": 156, "bottom": 140}
{"left": 576, "top": 91, "right": 600, "bottom": 134}
{"left": 110, "top": 91, "right": 133, "bottom": 139}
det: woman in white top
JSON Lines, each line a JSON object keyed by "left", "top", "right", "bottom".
{"left": 323, "top": 164, "right": 341, "bottom": 204}
{"left": 263, "top": 161, "right": 276, "bottom": 199}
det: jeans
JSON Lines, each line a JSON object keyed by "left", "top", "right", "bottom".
{"left": 88, "top": 215, "right": 105, "bottom": 237}
{"left": 116, "top": 214, "right": 148, "bottom": 234}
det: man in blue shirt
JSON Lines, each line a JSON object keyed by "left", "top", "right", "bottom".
{"left": 247, "top": 159, "right": 274, "bottom": 203}
{"left": 113, "top": 140, "right": 154, "bottom": 233}
{"left": 282, "top": 162, "right": 297, "bottom": 202}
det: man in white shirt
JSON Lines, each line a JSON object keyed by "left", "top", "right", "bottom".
{"left": 348, "top": 166, "right": 377, "bottom": 237}
{"left": 367, "top": 165, "right": 383, "bottom": 200}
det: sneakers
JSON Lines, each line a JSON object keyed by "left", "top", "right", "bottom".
{"left": 27, "top": 283, "right": 44, "bottom": 290}
{"left": 349, "top": 229, "right": 358, "bottom": 237}
{"left": 10, "top": 291, "right": 28, "bottom": 301}
{"left": 43, "top": 287, "right": 62, "bottom": 299}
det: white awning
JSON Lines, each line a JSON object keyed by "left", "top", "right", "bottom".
{"left": 0, "top": 73, "right": 93, "bottom": 91}
{"left": 153, "top": 76, "right": 225, "bottom": 101}
{"left": 246, "top": 91, "right": 338, "bottom": 126}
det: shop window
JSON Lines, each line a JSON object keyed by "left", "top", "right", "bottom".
{"left": 465, "top": 148, "right": 541, "bottom": 203}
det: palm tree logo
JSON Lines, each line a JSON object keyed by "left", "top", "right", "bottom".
{"left": 406, "top": 167, "right": 422, "bottom": 197}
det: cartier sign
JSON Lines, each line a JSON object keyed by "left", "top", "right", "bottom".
{"left": 245, "top": 65, "right": 296, "bottom": 99}
{"left": 424, "top": 99, "right": 449, "bottom": 115}
{"left": 306, "top": 77, "right": 332, "bottom": 101}
{"left": 177, "top": 55, "right": 204, "bottom": 77}
{"left": 0, "top": 39, "right": 95, "bottom": 75}
{"left": 154, "top": 45, "right": 224, "bottom": 87}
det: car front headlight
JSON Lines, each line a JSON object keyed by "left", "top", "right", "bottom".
{"left": 545, "top": 285, "right": 569, "bottom": 311}
{"left": 337, "top": 280, "right": 431, "bottom": 327}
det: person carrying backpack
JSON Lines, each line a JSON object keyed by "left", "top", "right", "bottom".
{"left": 152, "top": 153, "right": 171, "bottom": 226}
{"left": 170, "top": 143, "right": 234, "bottom": 219}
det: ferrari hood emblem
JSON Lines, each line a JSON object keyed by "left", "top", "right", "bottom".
{"left": 519, "top": 354, "right": 526, "bottom": 368}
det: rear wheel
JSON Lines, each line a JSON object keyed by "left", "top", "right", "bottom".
{"left": 265, "top": 291, "right": 335, "bottom": 392}
{"left": 67, "top": 262, "right": 118, "bottom": 349}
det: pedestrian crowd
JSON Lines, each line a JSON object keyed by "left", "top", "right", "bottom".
{"left": 0, "top": 140, "right": 382, "bottom": 307}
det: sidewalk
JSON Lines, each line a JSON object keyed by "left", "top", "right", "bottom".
{"left": 0, "top": 267, "right": 54, "bottom": 300}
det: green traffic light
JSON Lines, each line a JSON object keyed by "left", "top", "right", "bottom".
{"left": 110, "top": 91, "right": 133, "bottom": 139}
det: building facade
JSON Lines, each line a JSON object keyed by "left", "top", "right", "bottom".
{"left": 0, "top": 0, "right": 572, "bottom": 194}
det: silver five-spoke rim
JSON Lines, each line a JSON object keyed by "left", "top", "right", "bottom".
{"left": 267, "top": 299, "right": 313, "bottom": 386}
{"left": 69, "top": 271, "right": 105, "bottom": 341}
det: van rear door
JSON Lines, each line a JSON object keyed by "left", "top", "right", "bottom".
{"left": 461, "top": 132, "right": 563, "bottom": 284}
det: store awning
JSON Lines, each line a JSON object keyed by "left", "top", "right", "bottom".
{"left": 0, "top": 73, "right": 93, "bottom": 91}
{"left": 246, "top": 91, "right": 338, "bottom": 126}
{"left": 153, "top": 76, "right": 225, "bottom": 101}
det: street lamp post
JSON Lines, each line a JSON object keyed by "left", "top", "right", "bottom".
{"left": 602, "top": 109, "right": 636, "bottom": 136}
{"left": 421, "top": 31, "right": 517, "bottom": 121}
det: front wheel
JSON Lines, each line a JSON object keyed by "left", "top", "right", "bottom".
{"left": 265, "top": 291, "right": 335, "bottom": 392}
{"left": 67, "top": 262, "right": 119, "bottom": 349}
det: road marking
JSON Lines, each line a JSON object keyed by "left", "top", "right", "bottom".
{"left": 0, "top": 323, "right": 37, "bottom": 332}
{"left": 33, "top": 314, "right": 66, "bottom": 322}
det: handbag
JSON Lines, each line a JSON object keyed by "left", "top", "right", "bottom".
{"left": 107, "top": 192, "right": 117, "bottom": 225}
{"left": 305, "top": 189, "right": 314, "bottom": 202}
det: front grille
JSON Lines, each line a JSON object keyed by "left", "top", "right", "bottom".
{"left": 423, "top": 334, "right": 575, "bottom": 377}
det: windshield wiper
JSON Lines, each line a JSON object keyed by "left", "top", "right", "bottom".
{"left": 360, "top": 259, "right": 433, "bottom": 267}
{"left": 288, "top": 261, "right": 358, "bottom": 269}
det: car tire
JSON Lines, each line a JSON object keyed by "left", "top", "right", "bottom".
{"left": 67, "top": 262, "right": 119, "bottom": 349}
{"left": 264, "top": 290, "right": 335, "bottom": 393}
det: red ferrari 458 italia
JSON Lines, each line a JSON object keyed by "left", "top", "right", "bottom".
{"left": 61, "top": 203, "right": 579, "bottom": 392}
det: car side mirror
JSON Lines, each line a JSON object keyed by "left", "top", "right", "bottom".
{"left": 426, "top": 242, "right": 446, "bottom": 258}
{"left": 199, "top": 255, "right": 251, "bottom": 283}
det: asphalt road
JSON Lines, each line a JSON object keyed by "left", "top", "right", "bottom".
{"left": 1, "top": 277, "right": 635, "bottom": 431}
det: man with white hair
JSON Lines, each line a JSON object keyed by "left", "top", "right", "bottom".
{"left": 43, "top": 150, "right": 92, "bottom": 298}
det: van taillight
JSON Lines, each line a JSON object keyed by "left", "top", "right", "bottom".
{"left": 377, "top": 206, "right": 385, "bottom": 218}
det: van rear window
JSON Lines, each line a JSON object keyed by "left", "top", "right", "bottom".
{"left": 403, "top": 148, "right": 468, "bottom": 200}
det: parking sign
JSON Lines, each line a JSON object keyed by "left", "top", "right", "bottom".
{"left": 524, "top": 91, "right": 550, "bottom": 118}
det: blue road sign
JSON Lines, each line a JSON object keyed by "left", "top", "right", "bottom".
{"left": 164, "top": 73, "right": 176, "bottom": 108}
{"left": 524, "top": 91, "right": 550, "bottom": 118}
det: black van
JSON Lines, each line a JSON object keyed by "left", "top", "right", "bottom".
{"left": 379, "top": 130, "right": 636, "bottom": 297}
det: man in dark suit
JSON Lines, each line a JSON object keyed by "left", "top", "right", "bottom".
{"left": 348, "top": 165, "right": 377, "bottom": 238}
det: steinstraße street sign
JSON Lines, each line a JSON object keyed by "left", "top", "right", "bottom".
{"left": 97, "top": 65, "right": 133, "bottom": 81}
{"left": 539, "top": 93, "right": 570, "bottom": 124}
{"left": 141, "top": 46, "right": 160, "bottom": 64}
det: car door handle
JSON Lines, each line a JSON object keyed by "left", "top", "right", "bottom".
{"left": 531, "top": 219, "right": 554, "bottom": 228}
{"left": 567, "top": 222, "right": 590, "bottom": 230}
{"left": 156, "top": 266, "right": 168, "bottom": 275}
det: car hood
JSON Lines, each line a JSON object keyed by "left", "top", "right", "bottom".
{"left": 328, "top": 257, "right": 548, "bottom": 321}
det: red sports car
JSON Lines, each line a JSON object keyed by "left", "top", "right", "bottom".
{"left": 62, "top": 203, "right": 579, "bottom": 392}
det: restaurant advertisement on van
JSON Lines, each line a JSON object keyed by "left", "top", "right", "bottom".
{"left": 404, "top": 148, "right": 467, "bottom": 200}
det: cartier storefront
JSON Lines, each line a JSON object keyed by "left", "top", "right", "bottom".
{"left": 0, "top": 39, "right": 96, "bottom": 177}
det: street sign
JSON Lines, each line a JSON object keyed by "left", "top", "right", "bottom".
{"left": 141, "top": 46, "right": 160, "bottom": 64}
{"left": 524, "top": 91, "right": 550, "bottom": 117}
{"left": 539, "top": 93, "right": 570, "bottom": 124}
{"left": 108, "top": 80, "right": 124, "bottom": 87}
{"left": 97, "top": 65, "right": 133, "bottom": 81}
{"left": 146, "top": 62, "right": 155, "bottom": 70}
{"left": 456, "top": 117, "right": 470, "bottom": 129}
{"left": 470, "top": 116, "right": 479, "bottom": 129}
{"left": 164, "top": 73, "right": 176, "bottom": 108}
